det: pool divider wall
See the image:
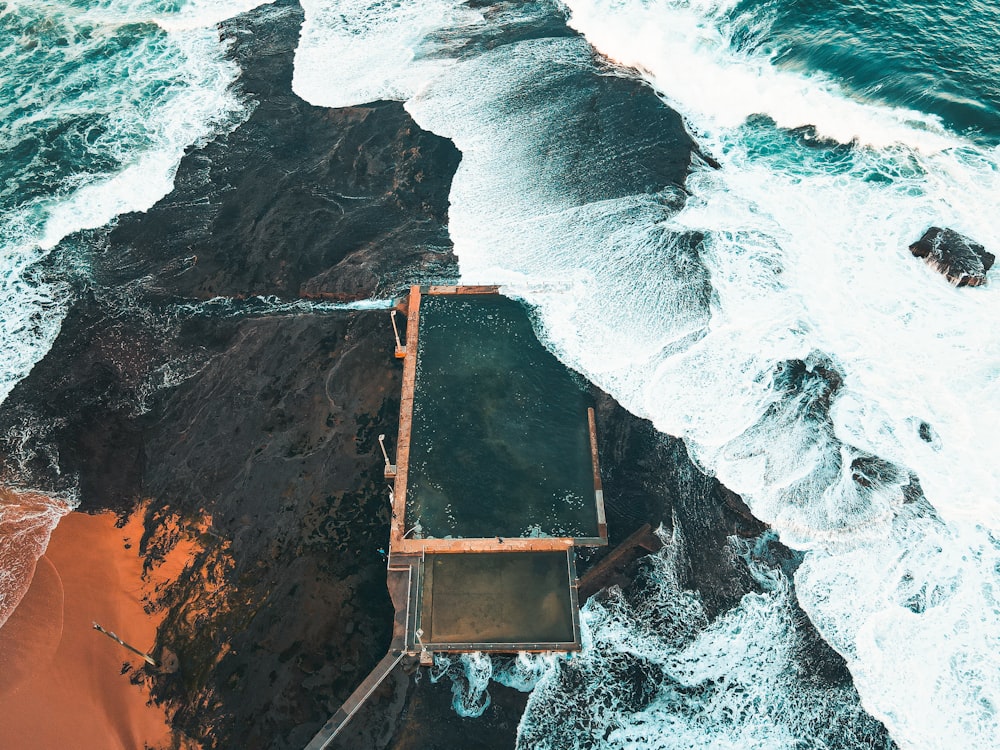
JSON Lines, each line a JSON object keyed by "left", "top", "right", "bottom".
{"left": 588, "top": 407, "right": 608, "bottom": 542}
{"left": 425, "top": 284, "right": 501, "bottom": 295}
{"left": 568, "top": 545, "right": 581, "bottom": 648}
{"left": 390, "top": 286, "right": 421, "bottom": 546}
{"left": 395, "top": 537, "right": 574, "bottom": 554}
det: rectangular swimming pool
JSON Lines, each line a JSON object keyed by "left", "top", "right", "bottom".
{"left": 417, "top": 550, "right": 579, "bottom": 650}
{"left": 402, "top": 292, "right": 602, "bottom": 542}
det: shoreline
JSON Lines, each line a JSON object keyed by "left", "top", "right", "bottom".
{"left": 0, "top": 508, "right": 182, "bottom": 750}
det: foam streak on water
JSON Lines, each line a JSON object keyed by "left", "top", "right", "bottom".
{"left": 291, "top": 0, "right": 1000, "bottom": 746}
{"left": 172, "top": 294, "right": 398, "bottom": 317}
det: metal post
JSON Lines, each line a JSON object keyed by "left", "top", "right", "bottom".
{"left": 378, "top": 434, "right": 397, "bottom": 479}
{"left": 391, "top": 311, "right": 406, "bottom": 358}
{"left": 378, "top": 434, "right": 391, "bottom": 466}
{"left": 415, "top": 628, "right": 433, "bottom": 665}
{"left": 93, "top": 622, "right": 157, "bottom": 667}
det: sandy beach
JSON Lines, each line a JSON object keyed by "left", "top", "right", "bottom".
{"left": 0, "top": 506, "right": 176, "bottom": 750}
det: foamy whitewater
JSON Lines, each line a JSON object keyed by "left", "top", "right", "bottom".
{"left": 0, "top": 0, "right": 262, "bottom": 406}
{"left": 0, "top": 0, "right": 264, "bottom": 626}
{"left": 293, "top": 0, "right": 1000, "bottom": 747}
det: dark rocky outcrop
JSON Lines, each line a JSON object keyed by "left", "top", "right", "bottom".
{"left": 909, "top": 226, "right": 995, "bottom": 287}
{"left": 586, "top": 390, "right": 768, "bottom": 619}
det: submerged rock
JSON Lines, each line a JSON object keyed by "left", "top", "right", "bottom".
{"left": 909, "top": 226, "right": 995, "bottom": 287}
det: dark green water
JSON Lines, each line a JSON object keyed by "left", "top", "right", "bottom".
{"left": 406, "top": 294, "right": 600, "bottom": 540}
{"left": 420, "top": 551, "right": 576, "bottom": 646}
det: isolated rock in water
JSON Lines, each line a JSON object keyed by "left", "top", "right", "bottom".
{"left": 909, "top": 226, "right": 995, "bottom": 287}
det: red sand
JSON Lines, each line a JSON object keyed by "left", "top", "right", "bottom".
{"left": 0, "top": 505, "right": 181, "bottom": 750}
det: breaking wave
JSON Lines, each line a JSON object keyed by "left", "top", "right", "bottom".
{"left": 0, "top": 0, "right": 254, "bottom": 405}
{"left": 0, "top": 487, "right": 73, "bottom": 630}
{"left": 520, "top": 529, "right": 889, "bottom": 749}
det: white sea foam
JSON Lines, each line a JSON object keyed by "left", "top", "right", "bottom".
{"left": 430, "top": 651, "right": 495, "bottom": 717}
{"left": 554, "top": 2, "right": 1000, "bottom": 746}
{"left": 519, "top": 531, "right": 888, "bottom": 749}
{"left": 149, "top": 0, "right": 276, "bottom": 32}
{"left": 0, "top": 488, "right": 75, "bottom": 629}
{"left": 295, "top": 0, "right": 1000, "bottom": 745}
{"left": 32, "top": 35, "right": 247, "bottom": 254}
{"left": 294, "top": 0, "right": 480, "bottom": 109}
{"left": 173, "top": 294, "right": 398, "bottom": 317}
{"left": 563, "top": 0, "right": 957, "bottom": 152}
{"left": 431, "top": 650, "right": 562, "bottom": 722}
{"left": 796, "top": 511, "right": 1000, "bottom": 744}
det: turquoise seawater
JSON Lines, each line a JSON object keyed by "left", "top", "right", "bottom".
{"left": 3, "top": 0, "right": 999, "bottom": 747}
{"left": 732, "top": 0, "right": 1000, "bottom": 143}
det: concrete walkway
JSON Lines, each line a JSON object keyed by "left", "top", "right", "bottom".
{"left": 303, "top": 649, "right": 404, "bottom": 750}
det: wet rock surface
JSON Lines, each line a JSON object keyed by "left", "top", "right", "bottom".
{"left": 910, "top": 226, "right": 995, "bottom": 287}
{"left": 587, "top": 390, "right": 768, "bottom": 619}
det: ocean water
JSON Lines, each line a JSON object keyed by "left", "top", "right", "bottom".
{"left": 736, "top": 0, "right": 1000, "bottom": 144}
{"left": 0, "top": 0, "right": 259, "bottom": 404}
{"left": 0, "top": 0, "right": 260, "bottom": 626}
{"left": 292, "top": 0, "right": 1000, "bottom": 747}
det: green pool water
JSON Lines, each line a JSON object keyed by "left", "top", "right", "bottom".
{"left": 418, "top": 551, "right": 577, "bottom": 647}
{"left": 405, "top": 294, "right": 599, "bottom": 540}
